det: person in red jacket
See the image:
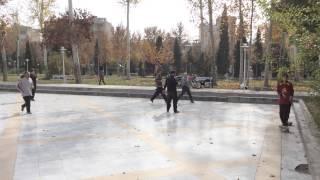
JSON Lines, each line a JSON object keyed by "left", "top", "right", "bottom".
{"left": 277, "top": 73, "right": 294, "bottom": 127}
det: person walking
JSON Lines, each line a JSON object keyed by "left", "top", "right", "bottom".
{"left": 277, "top": 73, "right": 294, "bottom": 128}
{"left": 98, "top": 67, "right": 106, "bottom": 85}
{"left": 30, "top": 68, "right": 37, "bottom": 100}
{"left": 164, "top": 71, "right": 179, "bottom": 113}
{"left": 178, "top": 72, "right": 194, "bottom": 103}
{"left": 17, "top": 72, "right": 33, "bottom": 114}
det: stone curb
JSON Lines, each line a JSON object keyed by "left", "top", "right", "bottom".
{"left": 0, "top": 84, "right": 281, "bottom": 104}
{"left": 293, "top": 100, "right": 320, "bottom": 180}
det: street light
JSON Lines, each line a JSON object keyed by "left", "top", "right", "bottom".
{"left": 25, "top": 58, "right": 29, "bottom": 72}
{"left": 240, "top": 43, "right": 249, "bottom": 89}
{"left": 60, "top": 46, "right": 66, "bottom": 83}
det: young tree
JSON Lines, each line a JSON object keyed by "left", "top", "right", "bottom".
{"left": 216, "top": 4, "right": 230, "bottom": 75}
{"left": 43, "top": 9, "right": 95, "bottom": 83}
{"left": 93, "top": 39, "right": 99, "bottom": 74}
{"left": 0, "top": 0, "right": 9, "bottom": 81}
{"left": 119, "top": 0, "right": 141, "bottom": 79}
{"left": 29, "top": 0, "right": 56, "bottom": 71}
{"left": 253, "top": 28, "right": 263, "bottom": 77}
{"left": 112, "top": 25, "right": 127, "bottom": 76}
{"left": 173, "top": 38, "right": 182, "bottom": 74}
{"left": 24, "top": 40, "right": 32, "bottom": 70}
{"left": 172, "top": 22, "right": 186, "bottom": 44}
{"left": 187, "top": 47, "right": 193, "bottom": 73}
{"left": 207, "top": 0, "right": 217, "bottom": 86}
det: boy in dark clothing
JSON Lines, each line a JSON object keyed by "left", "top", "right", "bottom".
{"left": 30, "top": 69, "right": 37, "bottom": 101}
{"left": 164, "top": 71, "right": 179, "bottom": 113}
{"left": 277, "top": 73, "right": 294, "bottom": 127}
{"left": 98, "top": 67, "right": 106, "bottom": 85}
{"left": 150, "top": 73, "right": 167, "bottom": 103}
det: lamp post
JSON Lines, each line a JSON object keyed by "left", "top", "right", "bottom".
{"left": 60, "top": 46, "right": 66, "bottom": 83}
{"left": 240, "top": 43, "right": 249, "bottom": 89}
{"left": 25, "top": 58, "right": 29, "bottom": 72}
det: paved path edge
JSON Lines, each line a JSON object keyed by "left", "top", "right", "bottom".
{"left": 293, "top": 99, "right": 320, "bottom": 180}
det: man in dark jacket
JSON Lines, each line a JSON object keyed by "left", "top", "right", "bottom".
{"left": 30, "top": 68, "right": 37, "bottom": 101}
{"left": 164, "top": 71, "right": 179, "bottom": 113}
{"left": 277, "top": 73, "right": 294, "bottom": 127}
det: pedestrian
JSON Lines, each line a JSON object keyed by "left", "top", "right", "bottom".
{"left": 30, "top": 68, "right": 37, "bottom": 101}
{"left": 178, "top": 72, "right": 194, "bottom": 103}
{"left": 277, "top": 73, "right": 294, "bottom": 129}
{"left": 98, "top": 67, "right": 106, "bottom": 85}
{"left": 164, "top": 71, "right": 179, "bottom": 113}
{"left": 150, "top": 71, "right": 167, "bottom": 103}
{"left": 17, "top": 72, "right": 33, "bottom": 114}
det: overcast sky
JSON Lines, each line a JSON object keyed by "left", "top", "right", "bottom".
{"left": 6, "top": 0, "right": 202, "bottom": 40}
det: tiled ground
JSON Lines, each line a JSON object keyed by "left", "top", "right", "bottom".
{"left": 0, "top": 92, "right": 311, "bottom": 180}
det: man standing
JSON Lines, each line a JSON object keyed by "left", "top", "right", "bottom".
{"left": 17, "top": 72, "right": 33, "bottom": 114}
{"left": 30, "top": 68, "right": 37, "bottom": 101}
{"left": 277, "top": 73, "right": 294, "bottom": 128}
{"left": 164, "top": 71, "right": 179, "bottom": 113}
{"left": 98, "top": 67, "right": 106, "bottom": 85}
{"left": 178, "top": 72, "right": 194, "bottom": 103}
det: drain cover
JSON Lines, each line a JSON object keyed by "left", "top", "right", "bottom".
{"left": 295, "top": 164, "right": 310, "bottom": 174}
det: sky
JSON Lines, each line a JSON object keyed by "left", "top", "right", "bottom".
{"left": 5, "top": 0, "right": 202, "bottom": 40}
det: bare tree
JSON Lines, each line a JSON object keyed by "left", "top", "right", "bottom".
{"left": 0, "top": 0, "right": 9, "bottom": 81}
{"left": 29, "top": 0, "right": 56, "bottom": 72}
{"left": 207, "top": 0, "right": 217, "bottom": 86}
{"left": 119, "top": 0, "right": 141, "bottom": 79}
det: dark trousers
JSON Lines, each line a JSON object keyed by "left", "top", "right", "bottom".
{"left": 151, "top": 87, "right": 167, "bottom": 103}
{"left": 99, "top": 78, "right": 106, "bottom": 85}
{"left": 167, "top": 92, "right": 178, "bottom": 112}
{"left": 32, "top": 88, "right": 36, "bottom": 100}
{"left": 22, "top": 96, "right": 32, "bottom": 113}
{"left": 178, "top": 86, "right": 193, "bottom": 102}
{"left": 280, "top": 104, "right": 291, "bottom": 126}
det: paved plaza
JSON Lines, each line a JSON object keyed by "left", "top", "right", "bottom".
{"left": 0, "top": 92, "right": 312, "bottom": 180}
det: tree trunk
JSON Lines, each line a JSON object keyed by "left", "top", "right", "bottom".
{"left": 199, "top": 0, "right": 205, "bottom": 53}
{"left": 2, "top": 45, "right": 8, "bottom": 81}
{"left": 72, "top": 44, "right": 82, "bottom": 84}
{"left": 207, "top": 0, "right": 217, "bottom": 87}
{"left": 247, "top": 0, "right": 254, "bottom": 87}
{"left": 69, "top": 0, "right": 82, "bottom": 84}
{"left": 264, "top": 20, "right": 272, "bottom": 88}
{"left": 126, "top": 0, "right": 131, "bottom": 79}
{"left": 239, "top": 0, "right": 244, "bottom": 83}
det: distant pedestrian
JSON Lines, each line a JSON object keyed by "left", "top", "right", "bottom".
{"left": 98, "top": 67, "right": 106, "bottom": 85}
{"left": 17, "top": 72, "right": 33, "bottom": 114}
{"left": 178, "top": 72, "right": 194, "bottom": 103}
{"left": 164, "top": 71, "right": 179, "bottom": 113}
{"left": 30, "top": 68, "right": 37, "bottom": 101}
{"left": 277, "top": 73, "right": 294, "bottom": 128}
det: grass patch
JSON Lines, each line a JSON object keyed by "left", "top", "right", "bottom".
{"left": 304, "top": 96, "right": 320, "bottom": 127}
{"left": 3, "top": 74, "right": 312, "bottom": 91}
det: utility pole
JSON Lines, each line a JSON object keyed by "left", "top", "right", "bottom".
{"left": 126, "top": 0, "right": 131, "bottom": 79}
{"left": 68, "top": 0, "right": 82, "bottom": 83}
